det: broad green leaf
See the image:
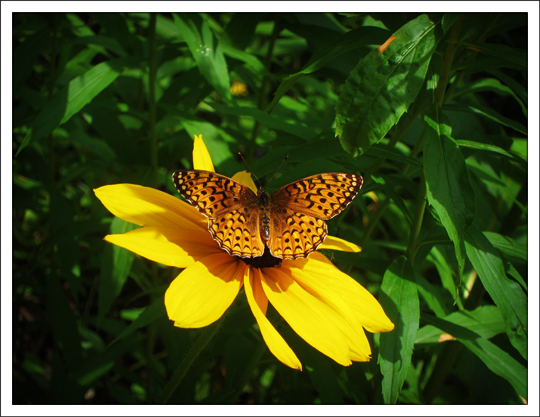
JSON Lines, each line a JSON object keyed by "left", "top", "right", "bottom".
{"left": 336, "top": 14, "right": 436, "bottom": 157}
{"left": 98, "top": 218, "right": 138, "bottom": 325}
{"left": 16, "top": 56, "right": 139, "bottom": 156}
{"left": 465, "top": 224, "right": 528, "bottom": 360}
{"left": 173, "top": 13, "right": 232, "bottom": 101}
{"left": 379, "top": 256, "right": 420, "bottom": 405}
{"left": 110, "top": 299, "right": 166, "bottom": 346}
{"left": 421, "top": 314, "right": 527, "bottom": 401}
{"left": 266, "top": 26, "right": 390, "bottom": 113}
{"left": 443, "top": 103, "right": 527, "bottom": 136}
{"left": 423, "top": 107, "right": 476, "bottom": 274}
{"left": 415, "top": 305, "right": 505, "bottom": 345}
{"left": 365, "top": 143, "right": 422, "bottom": 166}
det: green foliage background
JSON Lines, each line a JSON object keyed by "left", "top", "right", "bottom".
{"left": 12, "top": 12, "right": 528, "bottom": 405}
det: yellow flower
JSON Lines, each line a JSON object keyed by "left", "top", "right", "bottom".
{"left": 94, "top": 134, "right": 394, "bottom": 370}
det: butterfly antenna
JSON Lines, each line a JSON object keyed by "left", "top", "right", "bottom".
{"left": 238, "top": 152, "right": 262, "bottom": 189}
{"left": 266, "top": 155, "right": 289, "bottom": 188}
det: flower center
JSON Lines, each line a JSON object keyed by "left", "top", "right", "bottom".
{"left": 241, "top": 246, "right": 282, "bottom": 268}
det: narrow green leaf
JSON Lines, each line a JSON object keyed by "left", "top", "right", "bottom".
{"left": 46, "top": 274, "right": 84, "bottom": 372}
{"left": 173, "top": 13, "right": 232, "bottom": 101}
{"left": 464, "top": 42, "right": 527, "bottom": 71}
{"left": 205, "top": 101, "right": 317, "bottom": 140}
{"left": 457, "top": 139, "right": 527, "bottom": 168}
{"left": 444, "top": 103, "right": 527, "bottom": 135}
{"left": 221, "top": 43, "right": 269, "bottom": 76}
{"left": 98, "top": 218, "right": 138, "bottom": 325}
{"left": 110, "top": 299, "right": 166, "bottom": 346}
{"left": 266, "top": 26, "right": 390, "bottom": 113}
{"left": 379, "top": 256, "right": 420, "bottom": 405}
{"left": 16, "top": 56, "right": 138, "bottom": 156}
{"left": 13, "top": 30, "right": 50, "bottom": 100}
{"left": 484, "top": 231, "right": 527, "bottom": 263}
{"left": 421, "top": 314, "right": 527, "bottom": 401}
{"left": 415, "top": 305, "right": 505, "bottom": 345}
{"left": 465, "top": 224, "right": 528, "bottom": 360}
{"left": 423, "top": 107, "right": 476, "bottom": 274}
{"left": 336, "top": 14, "right": 436, "bottom": 157}
{"left": 453, "top": 78, "right": 527, "bottom": 116}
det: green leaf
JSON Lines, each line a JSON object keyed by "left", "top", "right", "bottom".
{"left": 16, "top": 56, "right": 139, "bottom": 156}
{"left": 484, "top": 231, "right": 527, "bottom": 263}
{"left": 98, "top": 218, "right": 138, "bottom": 325}
{"left": 415, "top": 305, "right": 505, "bottom": 345}
{"left": 110, "top": 299, "right": 166, "bottom": 346}
{"left": 443, "top": 104, "right": 527, "bottom": 136}
{"left": 423, "top": 107, "right": 476, "bottom": 274}
{"left": 421, "top": 314, "right": 527, "bottom": 401}
{"left": 379, "top": 256, "right": 420, "bottom": 405}
{"left": 13, "top": 30, "right": 50, "bottom": 100}
{"left": 456, "top": 140, "right": 527, "bottom": 168}
{"left": 336, "top": 14, "right": 436, "bottom": 157}
{"left": 465, "top": 224, "right": 528, "bottom": 360}
{"left": 205, "top": 101, "right": 318, "bottom": 140}
{"left": 463, "top": 42, "right": 527, "bottom": 71}
{"left": 173, "top": 13, "right": 232, "bottom": 101}
{"left": 266, "top": 26, "right": 390, "bottom": 113}
{"left": 453, "top": 78, "right": 527, "bottom": 116}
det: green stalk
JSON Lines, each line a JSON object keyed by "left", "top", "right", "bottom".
{"left": 146, "top": 13, "right": 158, "bottom": 403}
{"left": 148, "top": 13, "right": 158, "bottom": 188}
{"left": 434, "top": 14, "right": 463, "bottom": 107}
{"left": 156, "top": 315, "right": 226, "bottom": 404}
{"left": 406, "top": 172, "right": 427, "bottom": 265}
{"left": 250, "top": 17, "right": 281, "bottom": 143}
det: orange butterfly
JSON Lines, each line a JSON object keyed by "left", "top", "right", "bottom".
{"left": 173, "top": 170, "right": 363, "bottom": 261}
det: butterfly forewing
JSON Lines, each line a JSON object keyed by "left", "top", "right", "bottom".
{"left": 173, "top": 170, "right": 257, "bottom": 218}
{"left": 271, "top": 173, "right": 363, "bottom": 220}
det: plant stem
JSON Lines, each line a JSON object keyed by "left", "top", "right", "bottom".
{"left": 148, "top": 13, "right": 158, "bottom": 188}
{"left": 250, "top": 17, "right": 280, "bottom": 143}
{"left": 406, "top": 172, "right": 427, "bottom": 265}
{"left": 156, "top": 315, "right": 226, "bottom": 404}
{"left": 434, "top": 14, "right": 464, "bottom": 107}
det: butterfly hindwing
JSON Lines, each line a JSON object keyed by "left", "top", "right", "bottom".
{"left": 209, "top": 207, "right": 265, "bottom": 257}
{"left": 268, "top": 207, "right": 328, "bottom": 260}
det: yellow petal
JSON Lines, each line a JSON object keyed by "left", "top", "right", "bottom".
{"left": 261, "top": 267, "right": 352, "bottom": 366}
{"left": 282, "top": 257, "right": 372, "bottom": 361}
{"left": 104, "top": 226, "right": 220, "bottom": 268}
{"left": 165, "top": 253, "right": 243, "bottom": 328}
{"left": 232, "top": 170, "right": 258, "bottom": 193}
{"left": 244, "top": 267, "right": 302, "bottom": 370}
{"left": 193, "top": 134, "right": 215, "bottom": 172}
{"left": 311, "top": 252, "right": 394, "bottom": 333}
{"left": 319, "top": 235, "right": 362, "bottom": 252}
{"left": 95, "top": 184, "right": 207, "bottom": 230}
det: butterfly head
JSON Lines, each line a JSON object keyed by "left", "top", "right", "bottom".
{"left": 257, "top": 189, "right": 271, "bottom": 205}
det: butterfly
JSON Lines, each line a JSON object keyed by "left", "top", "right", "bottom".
{"left": 172, "top": 170, "right": 363, "bottom": 260}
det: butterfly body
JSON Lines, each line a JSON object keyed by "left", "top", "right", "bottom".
{"left": 173, "top": 170, "right": 362, "bottom": 261}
